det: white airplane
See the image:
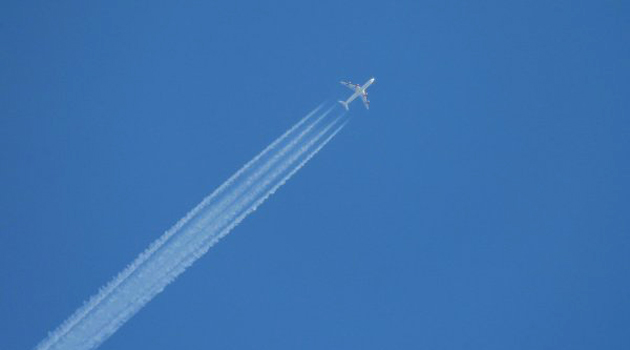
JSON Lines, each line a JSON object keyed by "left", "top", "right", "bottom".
{"left": 338, "top": 77, "right": 376, "bottom": 110}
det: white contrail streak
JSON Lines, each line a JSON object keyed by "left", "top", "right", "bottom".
{"left": 37, "top": 104, "right": 325, "bottom": 350}
{"left": 36, "top": 104, "right": 347, "bottom": 350}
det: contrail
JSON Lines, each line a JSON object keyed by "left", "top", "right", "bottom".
{"left": 36, "top": 103, "right": 347, "bottom": 350}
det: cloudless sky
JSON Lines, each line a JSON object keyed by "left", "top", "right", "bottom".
{"left": 1, "top": 1, "right": 629, "bottom": 349}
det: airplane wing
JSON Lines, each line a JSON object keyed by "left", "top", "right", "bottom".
{"left": 340, "top": 81, "right": 360, "bottom": 91}
{"left": 361, "top": 93, "right": 370, "bottom": 109}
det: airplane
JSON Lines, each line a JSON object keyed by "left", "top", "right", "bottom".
{"left": 338, "top": 77, "right": 376, "bottom": 110}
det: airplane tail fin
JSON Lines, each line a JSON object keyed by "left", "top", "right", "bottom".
{"left": 338, "top": 100, "right": 349, "bottom": 111}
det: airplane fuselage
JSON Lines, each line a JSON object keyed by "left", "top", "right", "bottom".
{"left": 344, "top": 78, "right": 374, "bottom": 104}
{"left": 339, "top": 77, "right": 375, "bottom": 110}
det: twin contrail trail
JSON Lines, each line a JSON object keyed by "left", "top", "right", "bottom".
{"left": 36, "top": 103, "right": 348, "bottom": 350}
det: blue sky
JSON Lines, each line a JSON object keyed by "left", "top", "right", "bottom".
{"left": 1, "top": 1, "right": 629, "bottom": 349}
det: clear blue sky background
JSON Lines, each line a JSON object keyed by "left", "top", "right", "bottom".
{"left": 1, "top": 1, "right": 629, "bottom": 349}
